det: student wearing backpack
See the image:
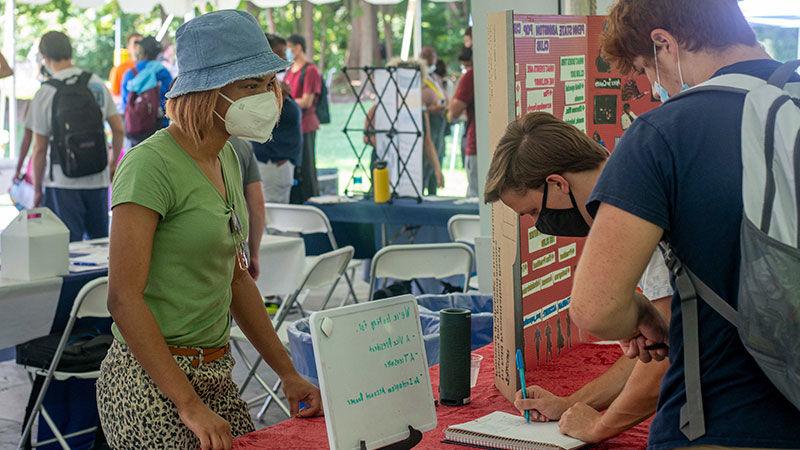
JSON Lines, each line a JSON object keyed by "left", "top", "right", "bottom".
{"left": 28, "top": 31, "right": 124, "bottom": 242}
{"left": 121, "top": 36, "right": 173, "bottom": 147}
{"left": 569, "top": 1, "right": 800, "bottom": 449}
{"left": 285, "top": 34, "right": 322, "bottom": 203}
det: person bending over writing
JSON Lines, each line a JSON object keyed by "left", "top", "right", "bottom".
{"left": 484, "top": 112, "right": 672, "bottom": 443}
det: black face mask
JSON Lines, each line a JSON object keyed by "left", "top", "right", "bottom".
{"left": 534, "top": 183, "right": 591, "bottom": 237}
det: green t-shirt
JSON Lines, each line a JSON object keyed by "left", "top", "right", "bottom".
{"left": 111, "top": 129, "right": 248, "bottom": 348}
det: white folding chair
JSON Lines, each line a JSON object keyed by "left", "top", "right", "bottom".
{"left": 368, "top": 243, "right": 474, "bottom": 300}
{"left": 18, "top": 277, "right": 109, "bottom": 450}
{"left": 265, "top": 203, "right": 360, "bottom": 305}
{"left": 448, "top": 214, "right": 481, "bottom": 290}
{"left": 447, "top": 214, "right": 481, "bottom": 246}
{"left": 232, "top": 246, "right": 354, "bottom": 422}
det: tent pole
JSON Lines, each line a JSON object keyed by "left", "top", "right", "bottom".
{"left": 114, "top": 17, "right": 121, "bottom": 66}
{"left": 413, "top": 0, "right": 422, "bottom": 59}
{"left": 4, "top": 0, "right": 16, "bottom": 160}
{"left": 156, "top": 14, "right": 175, "bottom": 42}
{"left": 400, "top": 0, "right": 416, "bottom": 61}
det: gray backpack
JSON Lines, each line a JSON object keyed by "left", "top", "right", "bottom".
{"left": 661, "top": 60, "right": 800, "bottom": 440}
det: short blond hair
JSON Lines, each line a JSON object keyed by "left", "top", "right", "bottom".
{"left": 484, "top": 112, "right": 608, "bottom": 203}
{"left": 165, "top": 89, "right": 219, "bottom": 148}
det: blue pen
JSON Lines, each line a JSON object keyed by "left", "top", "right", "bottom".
{"left": 516, "top": 349, "right": 530, "bottom": 423}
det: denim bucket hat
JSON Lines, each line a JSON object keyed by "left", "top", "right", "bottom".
{"left": 166, "top": 10, "right": 289, "bottom": 99}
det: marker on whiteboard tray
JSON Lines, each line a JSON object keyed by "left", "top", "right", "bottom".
{"left": 516, "top": 349, "right": 530, "bottom": 423}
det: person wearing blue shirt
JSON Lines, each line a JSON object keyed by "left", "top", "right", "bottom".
{"left": 121, "top": 36, "right": 172, "bottom": 146}
{"left": 569, "top": 1, "right": 800, "bottom": 449}
{"left": 252, "top": 34, "right": 303, "bottom": 204}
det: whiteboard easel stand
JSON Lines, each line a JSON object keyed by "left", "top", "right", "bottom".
{"left": 359, "top": 426, "right": 423, "bottom": 450}
{"left": 341, "top": 66, "right": 424, "bottom": 203}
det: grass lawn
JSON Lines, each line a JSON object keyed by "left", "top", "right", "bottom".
{"left": 315, "top": 102, "right": 468, "bottom": 197}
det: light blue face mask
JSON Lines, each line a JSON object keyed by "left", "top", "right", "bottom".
{"left": 285, "top": 47, "right": 294, "bottom": 62}
{"left": 653, "top": 42, "right": 690, "bottom": 103}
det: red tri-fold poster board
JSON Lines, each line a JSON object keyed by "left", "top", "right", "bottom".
{"left": 488, "top": 12, "right": 659, "bottom": 400}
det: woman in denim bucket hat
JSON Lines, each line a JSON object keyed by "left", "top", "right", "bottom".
{"left": 97, "top": 10, "right": 322, "bottom": 449}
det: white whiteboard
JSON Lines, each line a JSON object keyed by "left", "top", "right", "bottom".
{"left": 310, "top": 295, "right": 437, "bottom": 450}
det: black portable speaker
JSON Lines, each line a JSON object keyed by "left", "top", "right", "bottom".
{"left": 439, "top": 308, "right": 471, "bottom": 406}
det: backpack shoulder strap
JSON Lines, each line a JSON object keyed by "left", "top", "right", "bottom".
{"left": 767, "top": 59, "right": 800, "bottom": 89}
{"left": 299, "top": 63, "right": 308, "bottom": 86}
{"left": 659, "top": 242, "right": 739, "bottom": 325}
{"left": 77, "top": 71, "right": 93, "bottom": 87}
{"left": 658, "top": 240, "right": 740, "bottom": 441}
{"left": 666, "top": 74, "right": 765, "bottom": 103}
{"left": 43, "top": 78, "right": 64, "bottom": 90}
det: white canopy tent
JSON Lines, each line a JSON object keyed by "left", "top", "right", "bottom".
{"left": 1, "top": 0, "right": 460, "bottom": 159}
{"left": 739, "top": 0, "right": 800, "bottom": 58}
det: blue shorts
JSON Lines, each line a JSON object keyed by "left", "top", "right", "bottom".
{"left": 44, "top": 187, "right": 109, "bottom": 242}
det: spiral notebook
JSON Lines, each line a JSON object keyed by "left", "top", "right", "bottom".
{"left": 443, "top": 411, "right": 586, "bottom": 450}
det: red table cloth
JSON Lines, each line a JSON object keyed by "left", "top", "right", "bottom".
{"left": 234, "top": 343, "right": 650, "bottom": 449}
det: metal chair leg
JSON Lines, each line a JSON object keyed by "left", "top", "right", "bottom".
{"left": 34, "top": 426, "right": 97, "bottom": 448}
{"left": 319, "top": 278, "right": 341, "bottom": 310}
{"left": 37, "top": 407, "right": 69, "bottom": 450}
{"left": 19, "top": 372, "right": 56, "bottom": 450}
{"left": 233, "top": 339, "right": 291, "bottom": 419}
{"left": 239, "top": 355, "right": 264, "bottom": 396}
{"left": 256, "top": 379, "right": 287, "bottom": 422}
{"left": 343, "top": 271, "right": 359, "bottom": 305}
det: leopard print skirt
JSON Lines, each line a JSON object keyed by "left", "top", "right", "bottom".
{"left": 96, "top": 341, "right": 255, "bottom": 449}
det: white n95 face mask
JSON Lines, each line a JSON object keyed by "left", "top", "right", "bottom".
{"left": 215, "top": 91, "right": 279, "bottom": 143}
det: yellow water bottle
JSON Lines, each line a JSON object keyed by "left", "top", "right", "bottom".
{"left": 373, "top": 161, "right": 390, "bottom": 204}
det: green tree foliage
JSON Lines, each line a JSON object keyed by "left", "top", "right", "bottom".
{"left": 417, "top": 1, "right": 469, "bottom": 70}
{"left": 752, "top": 24, "right": 798, "bottom": 62}
{"left": 5, "top": 0, "right": 170, "bottom": 77}
{"left": 3, "top": 0, "right": 470, "bottom": 81}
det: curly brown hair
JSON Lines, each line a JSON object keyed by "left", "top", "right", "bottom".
{"left": 600, "top": 0, "right": 757, "bottom": 74}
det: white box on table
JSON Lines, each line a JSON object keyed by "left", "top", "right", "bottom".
{"left": 1, "top": 208, "right": 69, "bottom": 281}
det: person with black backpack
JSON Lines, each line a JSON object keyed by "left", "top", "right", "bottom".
{"left": 28, "top": 31, "right": 124, "bottom": 242}
{"left": 570, "top": 1, "right": 800, "bottom": 449}
{"left": 120, "top": 36, "right": 173, "bottom": 147}
{"left": 284, "top": 34, "right": 327, "bottom": 203}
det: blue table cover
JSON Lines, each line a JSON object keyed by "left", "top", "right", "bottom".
{"left": 304, "top": 197, "right": 479, "bottom": 259}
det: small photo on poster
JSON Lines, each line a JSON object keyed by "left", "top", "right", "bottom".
{"left": 593, "top": 95, "right": 617, "bottom": 125}
{"left": 595, "top": 53, "right": 612, "bottom": 73}
{"left": 592, "top": 131, "right": 607, "bottom": 149}
{"left": 621, "top": 78, "right": 647, "bottom": 101}
{"left": 621, "top": 103, "right": 639, "bottom": 132}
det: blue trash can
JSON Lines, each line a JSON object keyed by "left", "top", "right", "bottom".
{"left": 416, "top": 293, "right": 493, "bottom": 365}
{"left": 286, "top": 319, "right": 318, "bottom": 386}
{"left": 286, "top": 294, "right": 494, "bottom": 385}
{"left": 287, "top": 313, "right": 445, "bottom": 386}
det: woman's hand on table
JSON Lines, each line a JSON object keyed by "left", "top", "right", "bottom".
{"left": 177, "top": 397, "right": 233, "bottom": 450}
{"left": 283, "top": 373, "right": 323, "bottom": 418}
{"left": 514, "top": 385, "right": 571, "bottom": 422}
{"left": 558, "top": 402, "right": 611, "bottom": 443}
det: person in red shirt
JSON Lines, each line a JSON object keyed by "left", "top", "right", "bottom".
{"left": 284, "top": 34, "right": 322, "bottom": 203}
{"left": 449, "top": 47, "right": 477, "bottom": 197}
